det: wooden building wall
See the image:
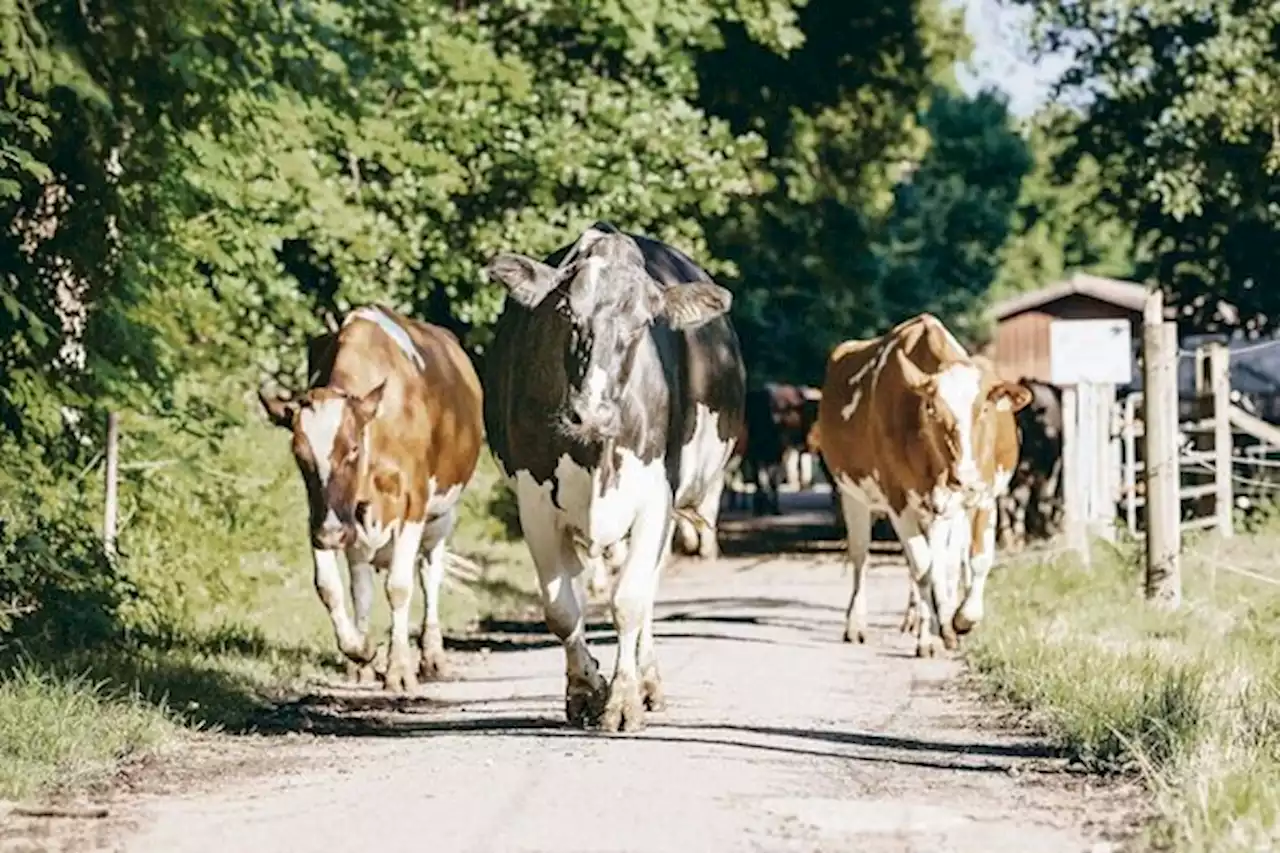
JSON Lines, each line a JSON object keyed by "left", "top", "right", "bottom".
{"left": 990, "top": 294, "right": 1143, "bottom": 384}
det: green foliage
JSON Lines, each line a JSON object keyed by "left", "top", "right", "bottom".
{"left": 1014, "top": 0, "right": 1280, "bottom": 333}
{"left": 875, "top": 87, "right": 1034, "bottom": 347}
{"left": 988, "top": 111, "right": 1137, "bottom": 304}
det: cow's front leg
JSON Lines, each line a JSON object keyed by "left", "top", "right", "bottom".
{"left": 313, "top": 548, "right": 376, "bottom": 666}
{"left": 955, "top": 509, "right": 997, "bottom": 635}
{"left": 522, "top": 499, "right": 606, "bottom": 727}
{"left": 382, "top": 520, "right": 425, "bottom": 693}
{"left": 603, "top": 493, "right": 672, "bottom": 733}
{"left": 638, "top": 531, "right": 673, "bottom": 712}
{"left": 343, "top": 557, "right": 379, "bottom": 685}
{"left": 417, "top": 515, "right": 454, "bottom": 681}
{"left": 892, "top": 511, "right": 957, "bottom": 658}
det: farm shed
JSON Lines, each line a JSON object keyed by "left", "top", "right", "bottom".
{"left": 982, "top": 273, "right": 1151, "bottom": 386}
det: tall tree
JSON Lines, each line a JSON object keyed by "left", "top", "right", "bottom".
{"left": 696, "top": 0, "right": 972, "bottom": 385}
{"left": 876, "top": 87, "right": 1034, "bottom": 347}
{"left": 1012, "top": 0, "right": 1280, "bottom": 333}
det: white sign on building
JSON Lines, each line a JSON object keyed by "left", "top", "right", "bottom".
{"left": 1049, "top": 318, "right": 1134, "bottom": 386}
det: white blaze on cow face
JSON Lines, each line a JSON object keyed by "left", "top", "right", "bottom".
{"left": 932, "top": 361, "right": 983, "bottom": 491}
{"left": 299, "top": 398, "right": 346, "bottom": 486}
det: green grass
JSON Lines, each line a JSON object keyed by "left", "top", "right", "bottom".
{"left": 967, "top": 529, "right": 1280, "bottom": 852}
{"left": 0, "top": 389, "right": 539, "bottom": 802}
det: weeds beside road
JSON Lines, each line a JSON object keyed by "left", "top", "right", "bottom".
{"left": 968, "top": 531, "right": 1280, "bottom": 852}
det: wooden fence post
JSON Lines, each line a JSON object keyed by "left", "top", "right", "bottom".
{"left": 1210, "top": 342, "right": 1233, "bottom": 538}
{"left": 104, "top": 411, "right": 120, "bottom": 557}
{"left": 1060, "top": 385, "right": 1083, "bottom": 561}
{"left": 1142, "top": 289, "right": 1181, "bottom": 608}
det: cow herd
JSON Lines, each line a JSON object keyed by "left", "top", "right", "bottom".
{"left": 259, "top": 221, "right": 1065, "bottom": 734}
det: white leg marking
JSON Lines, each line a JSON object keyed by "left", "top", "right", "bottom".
{"left": 418, "top": 517, "right": 453, "bottom": 680}
{"left": 956, "top": 509, "right": 996, "bottom": 633}
{"left": 691, "top": 470, "right": 726, "bottom": 559}
{"left": 603, "top": 488, "right": 672, "bottom": 733}
{"left": 840, "top": 492, "right": 873, "bottom": 644}
{"left": 313, "top": 548, "right": 373, "bottom": 662}
{"left": 637, "top": 527, "right": 672, "bottom": 713}
{"left": 518, "top": 484, "right": 606, "bottom": 727}
{"left": 341, "top": 556, "right": 378, "bottom": 684}
{"left": 383, "top": 520, "right": 425, "bottom": 693}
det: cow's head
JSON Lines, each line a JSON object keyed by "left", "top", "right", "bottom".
{"left": 259, "top": 381, "right": 386, "bottom": 550}
{"left": 486, "top": 227, "right": 732, "bottom": 444}
{"left": 896, "top": 350, "right": 1032, "bottom": 508}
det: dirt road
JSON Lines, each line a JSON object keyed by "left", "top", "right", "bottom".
{"left": 22, "top": 494, "right": 1137, "bottom": 852}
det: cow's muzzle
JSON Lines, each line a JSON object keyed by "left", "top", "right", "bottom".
{"left": 561, "top": 397, "right": 621, "bottom": 442}
{"left": 313, "top": 509, "right": 352, "bottom": 550}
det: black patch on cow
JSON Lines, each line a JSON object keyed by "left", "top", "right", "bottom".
{"left": 483, "top": 222, "right": 746, "bottom": 506}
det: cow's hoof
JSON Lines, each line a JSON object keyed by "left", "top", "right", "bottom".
{"left": 697, "top": 537, "right": 720, "bottom": 561}
{"left": 915, "top": 639, "right": 938, "bottom": 658}
{"left": 941, "top": 626, "right": 960, "bottom": 652}
{"left": 842, "top": 627, "right": 867, "bottom": 644}
{"left": 899, "top": 609, "right": 921, "bottom": 634}
{"left": 641, "top": 665, "right": 666, "bottom": 712}
{"left": 344, "top": 660, "right": 379, "bottom": 686}
{"left": 566, "top": 673, "right": 608, "bottom": 729}
{"left": 418, "top": 629, "right": 454, "bottom": 681}
{"left": 601, "top": 677, "right": 645, "bottom": 733}
{"left": 382, "top": 646, "right": 418, "bottom": 693}
{"left": 418, "top": 651, "right": 454, "bottom": 682}
{"left": 952, "top": 611, "right": 978, "bottom": 636}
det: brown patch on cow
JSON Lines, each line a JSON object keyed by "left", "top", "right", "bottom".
{"left": 260, "top": 305, "right": 484, "bottom": 544}
{"left": 818, "top": 314, "right": 1031, "bottom": 517}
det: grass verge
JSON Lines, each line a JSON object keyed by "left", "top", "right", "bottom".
{"left": 966, "top": 531, "right": 1280, "bottom": 852}
{"left": 0, "top": 431, "right": 537, "bottom": 802}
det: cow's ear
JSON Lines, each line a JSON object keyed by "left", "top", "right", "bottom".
{"left": 352, "top": 380, "right": 386, "bottom": 424}
{"left": 990, "top": 381, "right": 1033, "bottom": 414}
{"left": 895, "top": 349, "right": 937, "bottom": 397}
{"left": 661, "top": 283, "right": 732, "bottom": 331}
{"left": 485, "top": 253, "right": 562, "bottom": 309}
{"left": 259, "top": 386, "right": 299, "bottom": 429}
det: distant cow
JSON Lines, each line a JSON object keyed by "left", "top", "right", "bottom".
{"left": 1001, "top": 378, "right": 1064, "bottom": 549}
{"left": 483, "top": 222, "right": 745, "bottom": 732}
{"left": 728, "top": 383, "right": 823, "bottom": 514}
{"left": 817, "top": 314, "right": 1031, "bottom": 657}
{"left": 260, "top": 305, "right": 484, "bottom": 692}
{"left": 900, "top": 354, "right": 1030, "bottom": 638}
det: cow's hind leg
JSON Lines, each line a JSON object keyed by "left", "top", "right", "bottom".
{"left": 840, "top": 492, "right": 873, "bottom": 644}
{"left": 381, "top": 520, "right": 425, "bottom": 693}
{"left": 343, "top": 557, "right": 379, "bottom": 685}
{"left": 603, "top": 492, "right": 672, "bottom": 733}
{"left": 417, "top": 509, "right": 457, "bottom": 681}
{"left": 521, "top": 493, "right": 606, "bottom": 728}
{"left": 694, "top": 471, "right": 726, "bottom": 560}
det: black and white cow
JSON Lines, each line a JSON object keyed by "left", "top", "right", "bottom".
{"left": 483, "top": 222, "right": 746, "bottom": 733}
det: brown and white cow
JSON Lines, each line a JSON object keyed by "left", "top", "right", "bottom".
{"left": 259, "top": 305, "right": 484, "bottom": 692}
{"left": 899, "top": 354, "right": 1031, "bottom": 638}
{"left": 817, "top": 314, "right": 1031, "bottom": 657}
